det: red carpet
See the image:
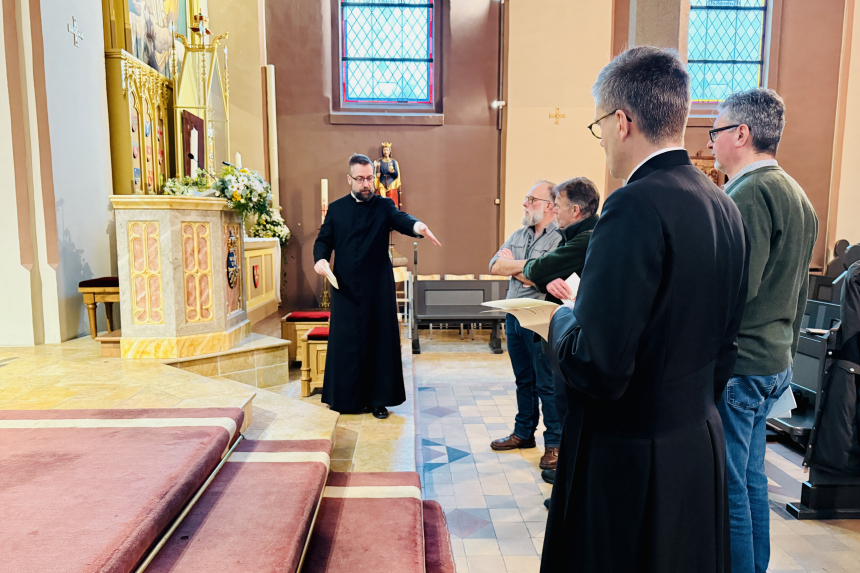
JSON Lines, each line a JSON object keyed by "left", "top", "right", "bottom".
{"left": 304, "top": 472, "right": 425, "bottom": 573}
{"left": 147, "top": 439, "right": 332, "bottom": 573}
{"left": 423, "top": 500, "right": 456, "bottom": 573}
{"left": 0, "top": 408, "right": 243, "bottom": 573}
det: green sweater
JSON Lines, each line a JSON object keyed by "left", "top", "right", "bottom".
{"left": 728, "top": 165, "right": 818, "bottom": 376}
{"left": 523, "top": 214, "right": 598, "bottom": 304}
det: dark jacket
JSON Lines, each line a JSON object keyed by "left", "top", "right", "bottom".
{"left": 804, "top": 261, "right": 860, "bottom": 475}
{"left": 312, "top": 193, "right": 421, "bottom": 411}
{"left": 542, "top": 150, "right": 749, "bottom": 573}
{"left": 523, "top": 214, "right": 598, "bottom": 304}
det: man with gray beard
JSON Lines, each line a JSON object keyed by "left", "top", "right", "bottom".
{"left": 488, "top": 181, "right": 562, "bottom": 470}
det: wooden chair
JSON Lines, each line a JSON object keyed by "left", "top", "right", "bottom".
{"left": 392, "top": 266, "right": 412, "bottom": 337}
{"left": 281, "top": 311, "right": 331, "bottom": 364}
{"left": 78, "top": 277, "right": 120, "bottom": 338}
{"left": 300, "top": 327, "right": 329, "bottom": 397}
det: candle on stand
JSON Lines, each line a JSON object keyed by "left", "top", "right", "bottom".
{"left": 321, "top": 179, "right": 328, "bottom": 224}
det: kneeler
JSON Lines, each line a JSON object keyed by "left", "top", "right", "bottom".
{"left": 301, "top": 327, "right": 329, "bottom": 397}
{"left": 281, "top": 311, "right": 331, "bottom": 365}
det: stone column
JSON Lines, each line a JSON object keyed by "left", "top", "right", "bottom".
{"left": 629, "top": 0, "right": 690, "bottom": 59}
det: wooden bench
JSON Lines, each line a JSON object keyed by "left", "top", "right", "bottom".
{"left": 78, "top": 277, "right": 120, "bottom": 338}
{"left": 281, "top": 311, "right": 331, "bottom": 365}
{"left": 300, "top": 327, "right": 329, "bottom": 397}
{"left": 411, "top": 279, "right": 509, "bottom": 354}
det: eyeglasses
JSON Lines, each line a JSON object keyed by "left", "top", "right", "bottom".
{"left": 587, "top": 109, "right": 633, "bottom": 139}
{"left": 709, "top": 124, "right": 741, "bottom": 143}
{"left": 349, "top": 175, "right": 375, "bottom": 184}
{"left": 525, "top": 196, "right": 554, "bottom": 206}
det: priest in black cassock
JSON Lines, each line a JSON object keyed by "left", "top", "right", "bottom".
{"left": 313, "top": 154, "right": 441, "bottom": 419}
{"left": 541, "top": 48, "right": 749, "bottom": 572}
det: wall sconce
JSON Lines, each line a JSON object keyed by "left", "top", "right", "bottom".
{"left": 491, "top": 100, "right": 506, "bottom": 110}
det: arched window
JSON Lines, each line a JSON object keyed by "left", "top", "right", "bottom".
{"left": 688, "top": 0, "right": 768, "bottom": 102}
{"left": 339, "top": 0, "right": 435, "bottom": 105}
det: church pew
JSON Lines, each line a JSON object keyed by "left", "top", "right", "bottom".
{"left": 281, "top": 311, "right": 331, "bottom": 365}
{"left": 301, "top": 327, "right": 329, "bottom": 397}
{"left": 0, "top": 408, "right": 244, "bottom": 573}
{"left": 411, "top": 279, "right": 509, "bottom": 354}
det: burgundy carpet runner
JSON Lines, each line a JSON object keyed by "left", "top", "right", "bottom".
{"left": 423, "top": 500, "right": 457, "bottom": 573}
{"left": 147, "top": 439, "right": 332, "bottom": 573}
{"left": 0, "top": 408, "right": 244, "bottom": 573}
{"left": 303, "top": 472, "right": 427, "bottom": 573}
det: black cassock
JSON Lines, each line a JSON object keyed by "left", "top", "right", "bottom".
{"left": 313, "top": 193, "right": 421, "bottom": 412}
{"left": 542, "top": 150, "right": 749, "bottom": 573}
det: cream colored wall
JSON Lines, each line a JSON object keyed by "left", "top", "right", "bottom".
{"left": 836, "top": 2, "right": 860, "bottom": 246}
{"left": 208, "top": 0, "right": 267, "bottom": 173}
{"left": 44, "top": 0, "right": 117, "bottom": 341}
{"left": 503, "top": 0, "right": 614, "bottom": 240}
{"left": 0, "top": 6, "right": 37, "bottom": 346}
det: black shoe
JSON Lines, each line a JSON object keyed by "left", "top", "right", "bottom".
{"left": 371, "top": 406, "right": 389, "bottom": 419}
{"left": 541, "top": 469, "right": 555, "bottom": 484}
{"left": 544, "top": 498, "right": 550, "bottom": 510}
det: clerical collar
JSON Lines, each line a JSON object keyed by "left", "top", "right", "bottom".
{"left": 626, "top": 147, "right": 687, "bottom": 184}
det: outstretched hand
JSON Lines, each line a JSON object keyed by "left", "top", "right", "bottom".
{"left": 314, "top": 259, "right": 331, "bottom": 277}
{"left": 417, "top": 223, "right": 442, "bottom": 247}
{"left": 546, "top": 278, "right": 574, "bottom": 301}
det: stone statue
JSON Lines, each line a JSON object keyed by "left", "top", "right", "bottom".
{"left": 374, "top": 142, "right": 402, "bottom": 209}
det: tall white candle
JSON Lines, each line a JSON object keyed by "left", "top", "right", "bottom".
{"left": 235, "top": 152, "right": 242, "bottom": 168}
{"left": 189, "top": 128, "right": 199, "bottom": 175}
{"left": 321, "top": 179, "right": 329, "bottom": 224}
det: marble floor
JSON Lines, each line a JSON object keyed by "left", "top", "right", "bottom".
{"left": 411, "top": 329, "right": 860, "bottom": 573}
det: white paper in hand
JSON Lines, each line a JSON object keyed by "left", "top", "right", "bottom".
{"left": 768, "top": 386, "right": 797, "bottom": 419}
{"left": 562, "top": 273, "right": 580, "bottom": 308}
{"left": 325, "top": 267, "right": 339, "bottom": 289}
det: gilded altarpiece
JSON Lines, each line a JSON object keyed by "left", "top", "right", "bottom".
{"left": 106, "top": 50, "right": 173, "bottom": 194}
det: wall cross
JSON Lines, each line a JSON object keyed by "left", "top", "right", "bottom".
{"left": 68, "top": 17, "right": 84, "bottom": 47}
{"left": 549, "top": 107, "right": 566, "bottom": 125}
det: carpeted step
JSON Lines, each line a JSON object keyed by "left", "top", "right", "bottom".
{"left": 0, "top": 408, "right": 244, "bottom": 573}
{"left": 147, "top": 439, "right": 332, "bottom": 573}
{"left": 423, "top": 500, "right": 456, "bottom": 573}
{"left": 303, "top": 472, "right": 426, "bottom": 573}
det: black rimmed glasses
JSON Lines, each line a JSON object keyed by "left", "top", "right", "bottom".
{"left": 349, "top": 175, "right": 375, "bottom": 184}
{"left": 525, "top": 196, "right": 554, "bottom": 206}
{"left": 709, "top": 125, "right": 741, "bottom": 143}
{"left": 587, "top": 110, "right": 633, "bottom": 139}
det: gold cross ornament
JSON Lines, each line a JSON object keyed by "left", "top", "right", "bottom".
{"left": 549, "top": 107, "right": 566, "bottom": 125}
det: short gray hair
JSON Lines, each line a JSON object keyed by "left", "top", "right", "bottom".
{"left": 718, "top": 88, "right": 785, "bottom": 155}
{"left": 534, "top": 179, "right": 558, "bottom": 202}
{"left": 592, "top": 46, "right": 690, "bottom": 145}
{"left": 554, "top": 177, "right": 600, "bottom": 218}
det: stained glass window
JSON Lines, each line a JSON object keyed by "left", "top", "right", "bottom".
{"left": 688, "top": 0, "right": 768, "bottom": 102}
{"left": 340, "top": 1, "right": 435, "bottom": 105}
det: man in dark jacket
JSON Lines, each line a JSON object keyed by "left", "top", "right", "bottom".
{"left": 541, "top": 47, "right": 749, "bottom": 573}
{"left": 313, "top": 154, "right": 441, "bottom": 419}
{"left": 521, "top": 177, "right": 600, "bottom": 477}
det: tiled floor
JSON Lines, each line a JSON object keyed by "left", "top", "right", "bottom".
{"left": 412, "top": 329, "right": 860, "bottom": 573}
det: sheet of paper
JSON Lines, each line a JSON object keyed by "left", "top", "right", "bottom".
{"left": 769, "top": 386, "right": 797, "bottom": 419}
{"left": 325, "top": 267, "right": 339, "bottom": 289}
{"left": 482, "top": 298, "right": 559, "bottom": 340}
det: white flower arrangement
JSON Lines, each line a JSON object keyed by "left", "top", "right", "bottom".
{"left": 161, "top": 170, "right": 208, "bottom": 196}
{"left": 211, "top": 165, "right": 272, "bottom": 220}
{"left": 247, "top": 208, "right": 291, "bottom": 246}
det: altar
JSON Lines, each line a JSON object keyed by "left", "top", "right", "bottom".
{"left": 110, "top": 195, "right": 250, "bottom": 359}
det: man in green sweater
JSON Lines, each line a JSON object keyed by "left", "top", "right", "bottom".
{"left": 709, "top": 88, "right": 818, "bottom": 573}
{"left": 525, "top": 177, "right": 600, "bottom": 480}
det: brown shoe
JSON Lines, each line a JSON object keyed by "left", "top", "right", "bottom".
{"left": 540, "top": 447, "right": 559, "bottom": 470}
{"left": 490, "top": 434, "right": 536, "bottom": 451}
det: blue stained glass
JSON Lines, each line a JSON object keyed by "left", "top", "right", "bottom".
{"left": 341, "top": 1, "right": 434, "bottom": 104}
{"left": 688, "top": 1, "right": 767, "bottom": 101}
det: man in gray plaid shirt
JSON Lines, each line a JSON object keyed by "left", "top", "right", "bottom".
{"left": 488, "top": 180, "right": 562, "bottom": 470}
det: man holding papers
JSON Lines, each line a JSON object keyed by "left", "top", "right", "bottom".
{"left": 313, "top": 153, "right": 441, "bottom": 419}
{"left": 541, "top": 48, "right": 749, "bottom": 572}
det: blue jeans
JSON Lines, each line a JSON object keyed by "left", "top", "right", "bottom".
{"left": 506, "top": 314, "right": 561, "bottom": 448}
{"left": 717, "top": 365, "right": 793, "bottom": 573}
